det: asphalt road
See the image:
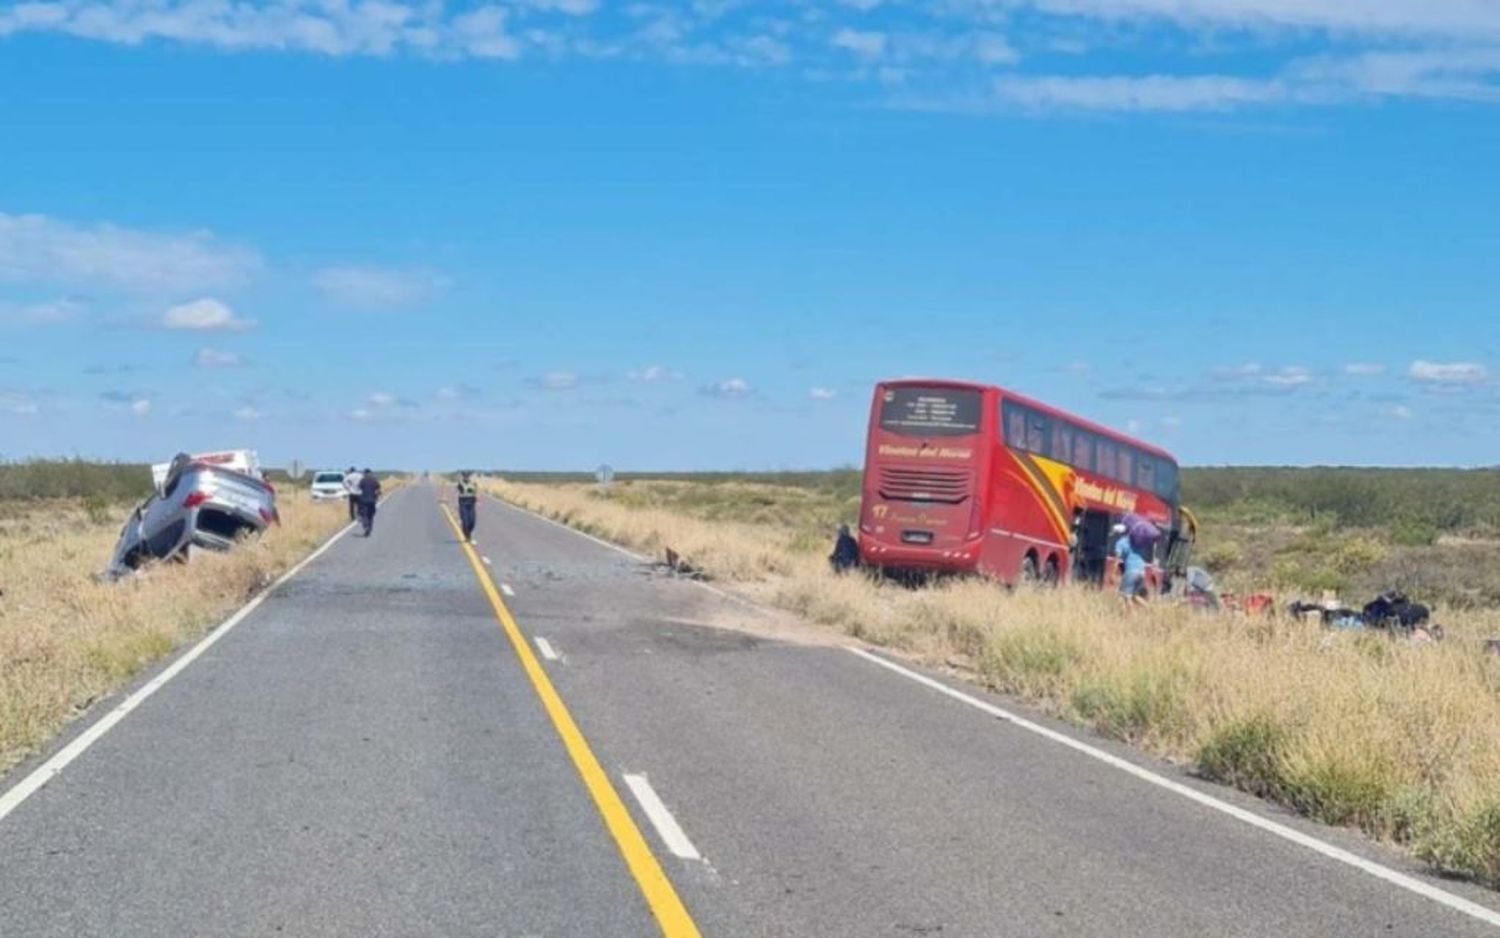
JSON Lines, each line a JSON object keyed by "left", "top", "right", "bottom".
{"left": 2, "top": 483, "right": 1497, "bottom": 936}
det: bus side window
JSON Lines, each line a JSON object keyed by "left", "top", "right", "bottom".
{"left": 1051, "top": 423, "right": 1072, "bottom": 464}
{"left": 1136, "top": 454, "right": 1156, "bottom": 493}
{"left": 1158, "top": 460, "right": 1180, "bottom": 501}
{"left": 1006, "top": 405, "right": 1026, "bottom": 449}
{"left": 1117, "top": 449, "right": 1135, "bottom": 486}
{"left": 1095, "top": 440, "right": 1116, "bottom": 478}
{"left": 1026, "top": 411, "right": 1049, "bottom": 456}
{"left": 1072, "top": 431, "right": 1093, "bottom": 470}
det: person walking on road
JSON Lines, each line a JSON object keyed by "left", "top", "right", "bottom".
{"left": 456, "top": 471, "right": 479, "bottom": 542}
{"left": 357, "top": 468, "right": 381, "bottom": 536}
{"left": 342, "top": 465, "right": 362, "bottom": 521}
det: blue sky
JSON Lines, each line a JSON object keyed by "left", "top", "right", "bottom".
{"left": 1, "top": 1, "right": 1497, "bottom": 471}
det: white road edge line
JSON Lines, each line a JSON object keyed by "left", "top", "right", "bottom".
{"left": 0, "top": 492, "right": 397, "bottom": 826}
{"left": 482, "top": 556, "right": 493, "bottom": 565}
{"left": 847, "top": 647, "right": 1500, "bottom": 931}
{"left": 534, "top": 636, "right": 560, "bottom": 661}
{"left": 500, "top": 582, "right": 515, "bottom": 597}
{"left": 622, "top": 773, "right": 702, "bottom": 862}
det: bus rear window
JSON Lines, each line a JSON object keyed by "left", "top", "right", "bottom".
{"left": 879, "top": 387, "right": 981, "bottom": 437}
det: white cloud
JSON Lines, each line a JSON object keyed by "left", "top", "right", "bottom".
{"left": 233, "top": 405, "right": 263, "bottom": 420}
{"left": 536, "top": 371, "right": 580, "bottom": 391}
{"left": 1013, "top": 0, "right": 1500, "bottom": 42}
{"left": 2, "top": 298, "right": 84, "bottom": 324}
{"left": 1262, "top": 365, "right": 1313, "bottom": 388}
{"left": 1343, "top": 362, "right": 1386, "bottom": 376}
{"left": 452, "top": 6, "right": 522, "bottom": 59}
{"left": 0, "top": 0, "right": 552, "bottom": 59}
{"left": 348, "top": 407, "right": 374, "bottom": 421}
{"left": 975, "top": 33, "right": 1019, "bottom": 65}
{"left": 627, "top": 364, "right": 683, "bottom": 382}
{"left": 368, "top": 391, "right": 397, "bottom": 407}
{"left": 1389, "top": 404, "right": 1414, "bottom": 420}
{"left": 964, "top": 44, "right": 1500, "bottom": 113}
{"left": 831, "top": 28, "right": 886, "bottom": 59}
{"left": 1160, "top": 415, "right": 1183, "bottom": 429}
{"left": 991, "top": 74, "right": 1288, "bottom": 112}
{"left": 5, "top": 0, "right": 1499, "bottom": 116}
{"left": 102, "top": 389, "right": 153, "bottom": 415}
{"left": 1210, "top": 362, "right": 1315, "bottom": 388}
{"left": 517, "top": 0, "right": 598, "bottom": 15}
{"left": 314, "top": 265, "right": 448, "bottom": 307}
{"left": 162, "top": 297, "right": 254, "bottom": 332}
{"left": 0, "top": 211, "right": 257, "bottom": 294}
{"left": 193, "top": 347, "right": 243, "bottom": 368}
{"left": 701, "top": 377, "right": 752, "bottom": 398}
{"left": 1290, "top": 46, "right": 1500, "bottom": 102}
{"left": 809, "top": 386, "right": 837, "bottom": 400}
{"left": 0, "top": 391, "right": 39, "bottom": 415}
{"left": 436, "top": 383, "right": 481, "bottom": 400}
{"left": 1409, "top": 359, "right": 1490, "bottom": 384}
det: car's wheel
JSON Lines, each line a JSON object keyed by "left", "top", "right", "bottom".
{"left": 1044, "top": 556, "right": 1060, "bottom": 586}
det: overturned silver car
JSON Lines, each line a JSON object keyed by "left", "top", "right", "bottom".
{"left": 106, "top": 450, "right": 279, "bottom": 576}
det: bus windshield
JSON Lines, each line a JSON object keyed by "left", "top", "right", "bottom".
{"left": 878, "top": 387, "right": 981, "bottom": 437}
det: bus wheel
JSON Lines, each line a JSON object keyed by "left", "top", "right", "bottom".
{"left": 1044, "top": 556, "right": 1060, "bottom": 586}
{"left": 1019, "top": 553, "right": 1040, "bottom": 585}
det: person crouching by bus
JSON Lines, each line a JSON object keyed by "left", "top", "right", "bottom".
{"left": 457, "top": 471, "right": 479, "bottom": 542}
{"left": 1113, "top": 523, "right": 1149, "bottom": 607}
{"left": 830, "top": 524, "right": 860, "bottom": 574}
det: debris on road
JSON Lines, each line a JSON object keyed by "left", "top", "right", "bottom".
{"left": 661, "top": 547, "right": 707, "bottom": 580}
{"left": 104, "top": 449, "right": 279, "bottom": 578}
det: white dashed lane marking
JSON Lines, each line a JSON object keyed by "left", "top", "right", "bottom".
{"left": 623, "top": 774, "right": 702, "bottom": 862}
{"left": 534, "top": 637, "right": 560, "bottom": 661}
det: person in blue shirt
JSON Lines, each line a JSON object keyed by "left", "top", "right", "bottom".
{"left": 1113, "top": 522, "right": 1149, "bottom": 604}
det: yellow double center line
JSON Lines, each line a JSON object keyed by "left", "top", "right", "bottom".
{"left": 439, "top": 504, "right": 701, "bottom": 938}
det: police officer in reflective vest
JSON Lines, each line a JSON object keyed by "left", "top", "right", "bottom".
{"left": 456, "top": 471, "right": 479, "bottom": 542}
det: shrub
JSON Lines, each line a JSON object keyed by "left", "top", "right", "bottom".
{"left": 1282, "top": 754, "right": 1396, "bottom": 828}
{"left": 1196, "top": 714, "right": 1288, "bottom": 799}
{"left": 1070, "top": 670, "right": 1188, "bottom": 743}
{"left": 1198, "top": 540, "right": 1244, "bottom": 573}
{"left": 1414, "top": 802, "right": 1500, "bottom": 888}
{"left": 987, "top": 629, "right": 1081, "bottom": 689}
{"left": 1390, "top": 518, "right": 1440, "bottom": 547}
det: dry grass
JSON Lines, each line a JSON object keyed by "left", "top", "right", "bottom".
{"left": 489, "top": 478, "right": 1500, "bottom": 888}
{"left": 0, "top": 492, "right": 350, "bottom": 774}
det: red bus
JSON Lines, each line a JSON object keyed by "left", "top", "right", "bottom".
{"left": 858, "top": 379, "right": 1194, "bottom": 585}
